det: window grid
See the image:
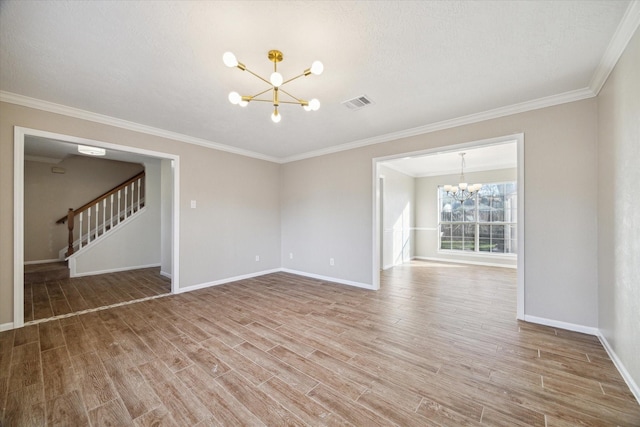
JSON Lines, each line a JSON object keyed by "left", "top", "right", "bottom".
{"left": 438, "top": 182, "right": 517, "bottom": 255}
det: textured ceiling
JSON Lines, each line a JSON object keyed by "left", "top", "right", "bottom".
{"left": 383, "top": 142, "right": 517, "bottom": 178}
{"left": 24, "top": 136, "right": 160, "bottom": 165}
{"left": 0, "top": 1, "right": 633, "bottom": 161}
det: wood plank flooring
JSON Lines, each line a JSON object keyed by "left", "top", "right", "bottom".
{"left": 2, "top": 261, "right": 639, "bottom": 426}
{"left": 24, "top": 267, "right": 171, "bottom": 322}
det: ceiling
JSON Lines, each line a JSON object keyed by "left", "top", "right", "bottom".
{"left": 24, "top": 136, "right": 158, "bottom": 165}
{"left": 382, "top": 141, "right": 517, "bottom": 177}
{"left": 0, "top": 1, "right": 636, "bottom": 162}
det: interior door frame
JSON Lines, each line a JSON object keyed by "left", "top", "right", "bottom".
{"left": 13, "top": 126, "right": 181, "bottom": 328}
{"left": 372, "top": 133, "right": 525, "bottom": 320}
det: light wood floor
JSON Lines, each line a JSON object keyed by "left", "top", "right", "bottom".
{"left": 24, "top": 267, "right": 171, "bottom": 322}
{"left": 2, "top": 261, "right": 639, "bottom": 426}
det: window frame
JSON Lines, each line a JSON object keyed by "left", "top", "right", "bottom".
{"left": 437, "top": 181, "right": 517, "bottom": 257}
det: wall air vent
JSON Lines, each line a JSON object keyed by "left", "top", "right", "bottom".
{"left": 341, "top": 95, "right": 374, "bottom": 110}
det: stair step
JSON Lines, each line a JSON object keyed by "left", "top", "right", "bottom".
{"left": 24, "top": 262, "right": 69, "bottom": 284}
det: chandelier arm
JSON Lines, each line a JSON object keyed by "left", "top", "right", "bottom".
{"left": 242, "top": 67, "right": 272, "bottom": 86}
{"left": 280, "top": 73, "right": 306, "bottom": 86}
{"left": 278, "top": 88, "right": 304, "bottom": 103}
{"left": 245, "top": 98, "right": 275, "bottom": 103}
{"left": 245, "top": 87, "right": 273, "bottom": 99}
{"left": 247, "top": 98, "right": 305, "bottom": 105}
{"left": 278, "top": 100, "right": 307, "bottom": 105}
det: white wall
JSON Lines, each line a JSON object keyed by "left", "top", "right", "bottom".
{"left": 597, "top": 28, "right": 640, "bottom": 394}
{"left": 70, "top": 160, "right": 162, "bottom": 276}
{"left": 281, "top": 98, "right": 599, "bottom": 327}
{"left": 280, "top": 152, "right": 372, "bottom": 286}
{"left": 380, "top": 165, "right": 415, "bottom": 270}
{"left": 414, "top": 168, "right": 517, "bottom": 267}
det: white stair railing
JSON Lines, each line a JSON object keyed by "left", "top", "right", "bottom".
{"left": 57, "top": 171, "right": 145, "bottom": 257}
{"left": 59, "top": 197, "right": 145, "bottom": 260}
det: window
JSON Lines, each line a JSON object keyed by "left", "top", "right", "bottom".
{"left": 438, "top": 182, "right": 517, "bottom": 255}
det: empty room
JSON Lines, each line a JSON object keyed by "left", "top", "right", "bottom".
{"left": 1, "top": 1, "right": 639, "bottom": 426}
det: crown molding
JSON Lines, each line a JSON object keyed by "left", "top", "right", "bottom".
{"left": 0, "top": 91, "right": 280, "bottom": 164}
{"left": 1, "top": 87, "right": 595, "bottom": 166}
{"left": 589, "top": 0, "right": 640, "bottom": 95}
{"left": 280, "top": 87, "right": 595, "bottom": 164}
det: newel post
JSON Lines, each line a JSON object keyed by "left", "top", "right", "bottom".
{"left": 66, "top": 208, "right": 75, "bottom": 257}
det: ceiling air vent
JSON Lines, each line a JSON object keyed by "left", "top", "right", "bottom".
{"left": 341, "top": 95, "right": 374, "bottom": 110}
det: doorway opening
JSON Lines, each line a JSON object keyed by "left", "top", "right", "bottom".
{"left": 13, "top": 127, "right": 180, "bottom": 328}
{"left": 372, "top": 133, "right": 524, "bottom": 319}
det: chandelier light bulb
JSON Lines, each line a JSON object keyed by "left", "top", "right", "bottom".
{"left": 310, "top": 61, "right": 324, "bottom": 75}
{"left": 270, "top": 72, "right": 283, "bottom": 87}
{"left": 303, "top": 104, "right": 312, "bottom": 112}
{"left": 238, "top": 99, "right": 248, "bottom": 107}
{"left": 223, "top": 52, "right": 238, "bottom": 68}
{"left": 459, "top": 183, "right": 468, "bottom": 191}
{"left": 444, "top": 185, "right": 452, "bottom": 192}
{"left": 228, "top": 91, "right": 241, "bottom": 105}
{"left": 271, "top": 109, "right": 281, "bottom": 123}
{"left": 309, "top": 98, "right": 320, "bottom": 111}
{"left": 451, "top": 186, "right": 459, "bottom": 193}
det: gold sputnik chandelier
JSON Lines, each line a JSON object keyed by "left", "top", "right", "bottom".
{"left": 223, "top": 50, "right": 323, "bottom": 123}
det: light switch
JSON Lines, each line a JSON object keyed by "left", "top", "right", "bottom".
{"left": 190, "top": 200, "right": 196, "bottom": 208}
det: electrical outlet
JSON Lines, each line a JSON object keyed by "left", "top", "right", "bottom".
{"left": 190, "top": 200, "right": 197, "bottom": 208}
{"left": 289, "top": 253, "right": 293, "bottom": 259}
{"left": 255, "top": 255, "right": 260, "bottom": 262}
{"left": 329, "top": 258, "right": 334, "bottom": 266}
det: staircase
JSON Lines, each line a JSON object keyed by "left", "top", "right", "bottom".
{"left": 24, "top": 261, "right": 70, "bottom": 284}
{"left": 57, "top": 171, "right": 145, "bottom": 259}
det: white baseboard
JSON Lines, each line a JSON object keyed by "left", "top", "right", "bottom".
{"left": 70, "top": 262, "right": 161, "bottom": 278}
{"left": 24, "top": 258, "right": 63, "bottom": 265}
{"left": 175, "top": 268, "right": 283, "bottom": 294}
{"left": 597, "top": 332, "right": 640, "bottom": 404}
{"left": 523, "top": 315, "right": 599, "bottom": 336}
{"left": 413, "top": 256, "right": 517, "bottom": 269}
{"left": 280, "top": 268, "right": 374, "bottom": 290}
{"left": 382, "top": 263, "right": 399, "bottom": 271}
{"left": 177, "top": 268, "right": 374, "bottom": 294}
{"left": 160, "top": 270, "right": 172, "bottom": 279}
{"left": 0, "top": 322, "right": 14, "bottom": 332}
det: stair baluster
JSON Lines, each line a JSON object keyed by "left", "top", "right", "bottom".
{"left": 87, "top": 208, "right": 92, "bottom": 244}
{"left": 66, "top": 208, "right": 74, "bottom": 257}
{"left": 79, "top": 211, "right": 84, "bottom": 250}
{"left": 117, "top": 189, "right": 121, "bottom": 225}
{"left": 110, "top": 194, "right": 114, "bottom": 229}
{"left": 56, "top": 171, "right": 145, "bottom": 257}
{"left": 130, "top": 182, "right": 134, "bottom": 215}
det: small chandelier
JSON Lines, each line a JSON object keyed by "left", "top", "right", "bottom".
{"left": 443, "top": 153, "right": 482, "bottom": 201}
{"left": 223, "top": 50, "right": 323, "bottom": 123}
